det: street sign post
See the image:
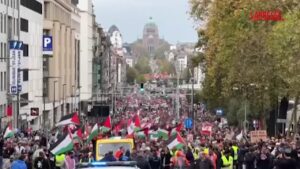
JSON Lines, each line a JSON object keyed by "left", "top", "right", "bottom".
{"left": 184, "top": 118, "right": 193, "bottom": 129}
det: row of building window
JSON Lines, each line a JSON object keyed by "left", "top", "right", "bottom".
{"left": 0, "top": 71, "right": 7, "bottom": 91}
{"left": 0, "top": 0, "right": 19, "bottom": 9}
{"left": 0, "top": 13, "right": 19, "bottom": 37}
{"left": 0, "top": 13, "right": 7, "bottom": 34}
{"left": 21, "top": 0, "right": 42, "bottom": 14}
{"left": 0, "top": 42, "right": 7, "bottom": 62}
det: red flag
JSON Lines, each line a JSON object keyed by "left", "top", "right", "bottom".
{"left": 71, "top": 112, "right": 80, "bottom": 125}
{"left": 176, "top": 123, "right": 183, "bottom": 132}
{"left": 76, "top": 128, "right": 83, "bottom": 139}
{"left": 133, "top": 114, "right": 141, "bottom": 128}
{"left": 102, "top": 116, "right": 111, "bottom": 129}
{"left": 6, "top": 104, "right": 12, "bottom": 117}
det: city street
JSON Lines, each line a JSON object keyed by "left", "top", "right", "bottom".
{"left": 0, "top": 0, "right": 299, "bottom": 169}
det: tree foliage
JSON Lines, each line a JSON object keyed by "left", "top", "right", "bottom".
{"left": 156, "top": 58, "right": 176, "bottom": 75}
{"left": 126, "top": 65, "right": 137, "bottom": 84}
{"left": 190, "top": 0, "right": 300, "bottom": 126}
{"left": 134, "top": 56, "right": 152, "bottom": 74}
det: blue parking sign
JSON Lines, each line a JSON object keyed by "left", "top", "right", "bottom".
{"left": 43, "top": 36, "right": 53, "bottom": 55}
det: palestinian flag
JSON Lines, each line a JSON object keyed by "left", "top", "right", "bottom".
{"left": 170, "top": 123, "right": 183, "bottom": 136}
{"left": 50, "top": 133, "right": 74, "bottom": 155}
{"left": 135, "top": 131, "right": 146, "bottom": 138}
{"left": 72, "top": 128, "right": 83, "bottom": 143}
{"left": 56, "top": 112, "right": 80, "bottom": 127}
{"left": 149, "top": 130, "right": 159, "bottom": 140}
{"left": 127, "top": 114, "right": 141, "bottom": 136}
{"left": 87, "top": 123, "right": 99, "bottom": 143}
{"left": 138, "top": 127, "right": 149, "bottom": 136}
{"left": 3, "top": 123, "right": 14, "bottom": 139}
{"left": 100, "top": 116, "right": 111, "bottom": 133}
{"left": 157, "top": 128, "right": 169, "bottom": 140}
{"left": 167, "top": 133, "right": 185, "bottom": 150}
{"left": 133, "top": 114, "right": 141, "bottom": 131}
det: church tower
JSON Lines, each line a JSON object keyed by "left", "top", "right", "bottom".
{"left": 142, "top": 17, "right": 160, "bottom": 56}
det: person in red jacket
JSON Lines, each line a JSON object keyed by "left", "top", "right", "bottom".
{"left": 115, "top": 147, "right": 124, "bottom": 160}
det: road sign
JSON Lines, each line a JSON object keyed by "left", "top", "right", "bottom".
{"left": 30, "top": 107, "right": 39, "bottom": 116}
{"left": 277, "top": 119, "right": 287, "bottom": 123}
{"left": 184, "top": 118, "right": 193, "bottom": 129}
{"left": 216, "top": 109, "right": 223, "bottom": 116}
{"left": 43, "top": 36, "right": 53, "bottom": 55}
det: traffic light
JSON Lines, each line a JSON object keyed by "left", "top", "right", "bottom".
{"left": 140, "top": 83, "right": 144, "bottom": 92}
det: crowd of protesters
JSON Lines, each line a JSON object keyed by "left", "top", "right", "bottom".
{"left": 0, "top": 94, "right": 299, "bottom": 169}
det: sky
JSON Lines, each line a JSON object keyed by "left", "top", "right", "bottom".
{"left": 93, "top": 0, "right": 198, "bottom": 44}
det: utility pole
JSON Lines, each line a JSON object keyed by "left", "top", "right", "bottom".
{"left": 191, "top": 68, "right": 195, "bottom": 132}
{"left": 53, "top": 80, "right": 58, "bottom": 127}
{"left": 176, "top": 61, "right": 180, "bottom": 121}
{"left": 62, "top": 84, "right": 66, "bottom": 116}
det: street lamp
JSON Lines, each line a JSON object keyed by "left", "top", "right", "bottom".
{"left": 232, "top": 83, "right": 256, "bottom": 132}
{"left": 72, "top": 85, "right": 75, "bottom": 113}
{"left": 53, "top": 80, "right": 58, "bottom": 126}
{"left": 175, "top": 60, "right": 182, "bottom": 121}
{"left": 62, "top": 84, "right": 66, "bottom": 116}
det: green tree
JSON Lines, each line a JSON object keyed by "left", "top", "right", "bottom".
{"left": 134, "top": 56, "right": 152, "bottom": 74}
{"left": 136, "top": 74, "right": 146, "bottom": 83}
{"left": 126, "top": 65, "right": 137, "bottom": 84}
{"left": 268, "top": 10, "right": 300, "bottom": 133}
{"left": 189, "top": 0, "right": 300, "bottom": 128}
{"left": 157, "top": 58, "right": 176, "bottom": 74}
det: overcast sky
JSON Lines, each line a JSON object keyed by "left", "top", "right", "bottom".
{"left": 93, "top": 0, "right": 198, "bottom": 44}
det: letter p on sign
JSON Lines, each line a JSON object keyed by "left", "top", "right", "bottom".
{"left": 43, "top": 36, "right": 53, "bottom": 55}
{"left": 44, "top": 37, "right": 51, "bottom": 47}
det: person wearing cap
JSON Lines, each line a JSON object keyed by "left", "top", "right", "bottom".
{"left": 220, "top": 150, "right": 233, "bottom": 169}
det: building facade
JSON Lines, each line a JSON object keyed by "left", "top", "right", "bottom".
{"left": 43, "top": 0, "right": 80, "bottom": 128}
{"left": 19, "top": 0, "right": 44, "bottom": 130}
{"left": 108, "top": 25, "right": 125, "bottom": 91}
{"left": 78, "top": 0, "right": 93, "bottom": 113}
{"left": 0, "top": 0, "right": 19, "bottom": 128}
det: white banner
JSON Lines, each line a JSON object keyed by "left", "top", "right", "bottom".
{"left": 9, "top": 41, "right": 22, "bottom": 95}
{"left": 17, "top": 42, "right": 23, "bottom": 92}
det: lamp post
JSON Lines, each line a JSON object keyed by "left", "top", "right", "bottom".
{"left": 62, "top": 84, "right": 66, "bottom": 116}
{"left": 233, "top": 83, "right": 256, "bottom": 132}
{"left": 53, "top": 80, "right": 58, "bottom": 127}
{"left": 72, "top": 85, "right": 75, "bottom": 113}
